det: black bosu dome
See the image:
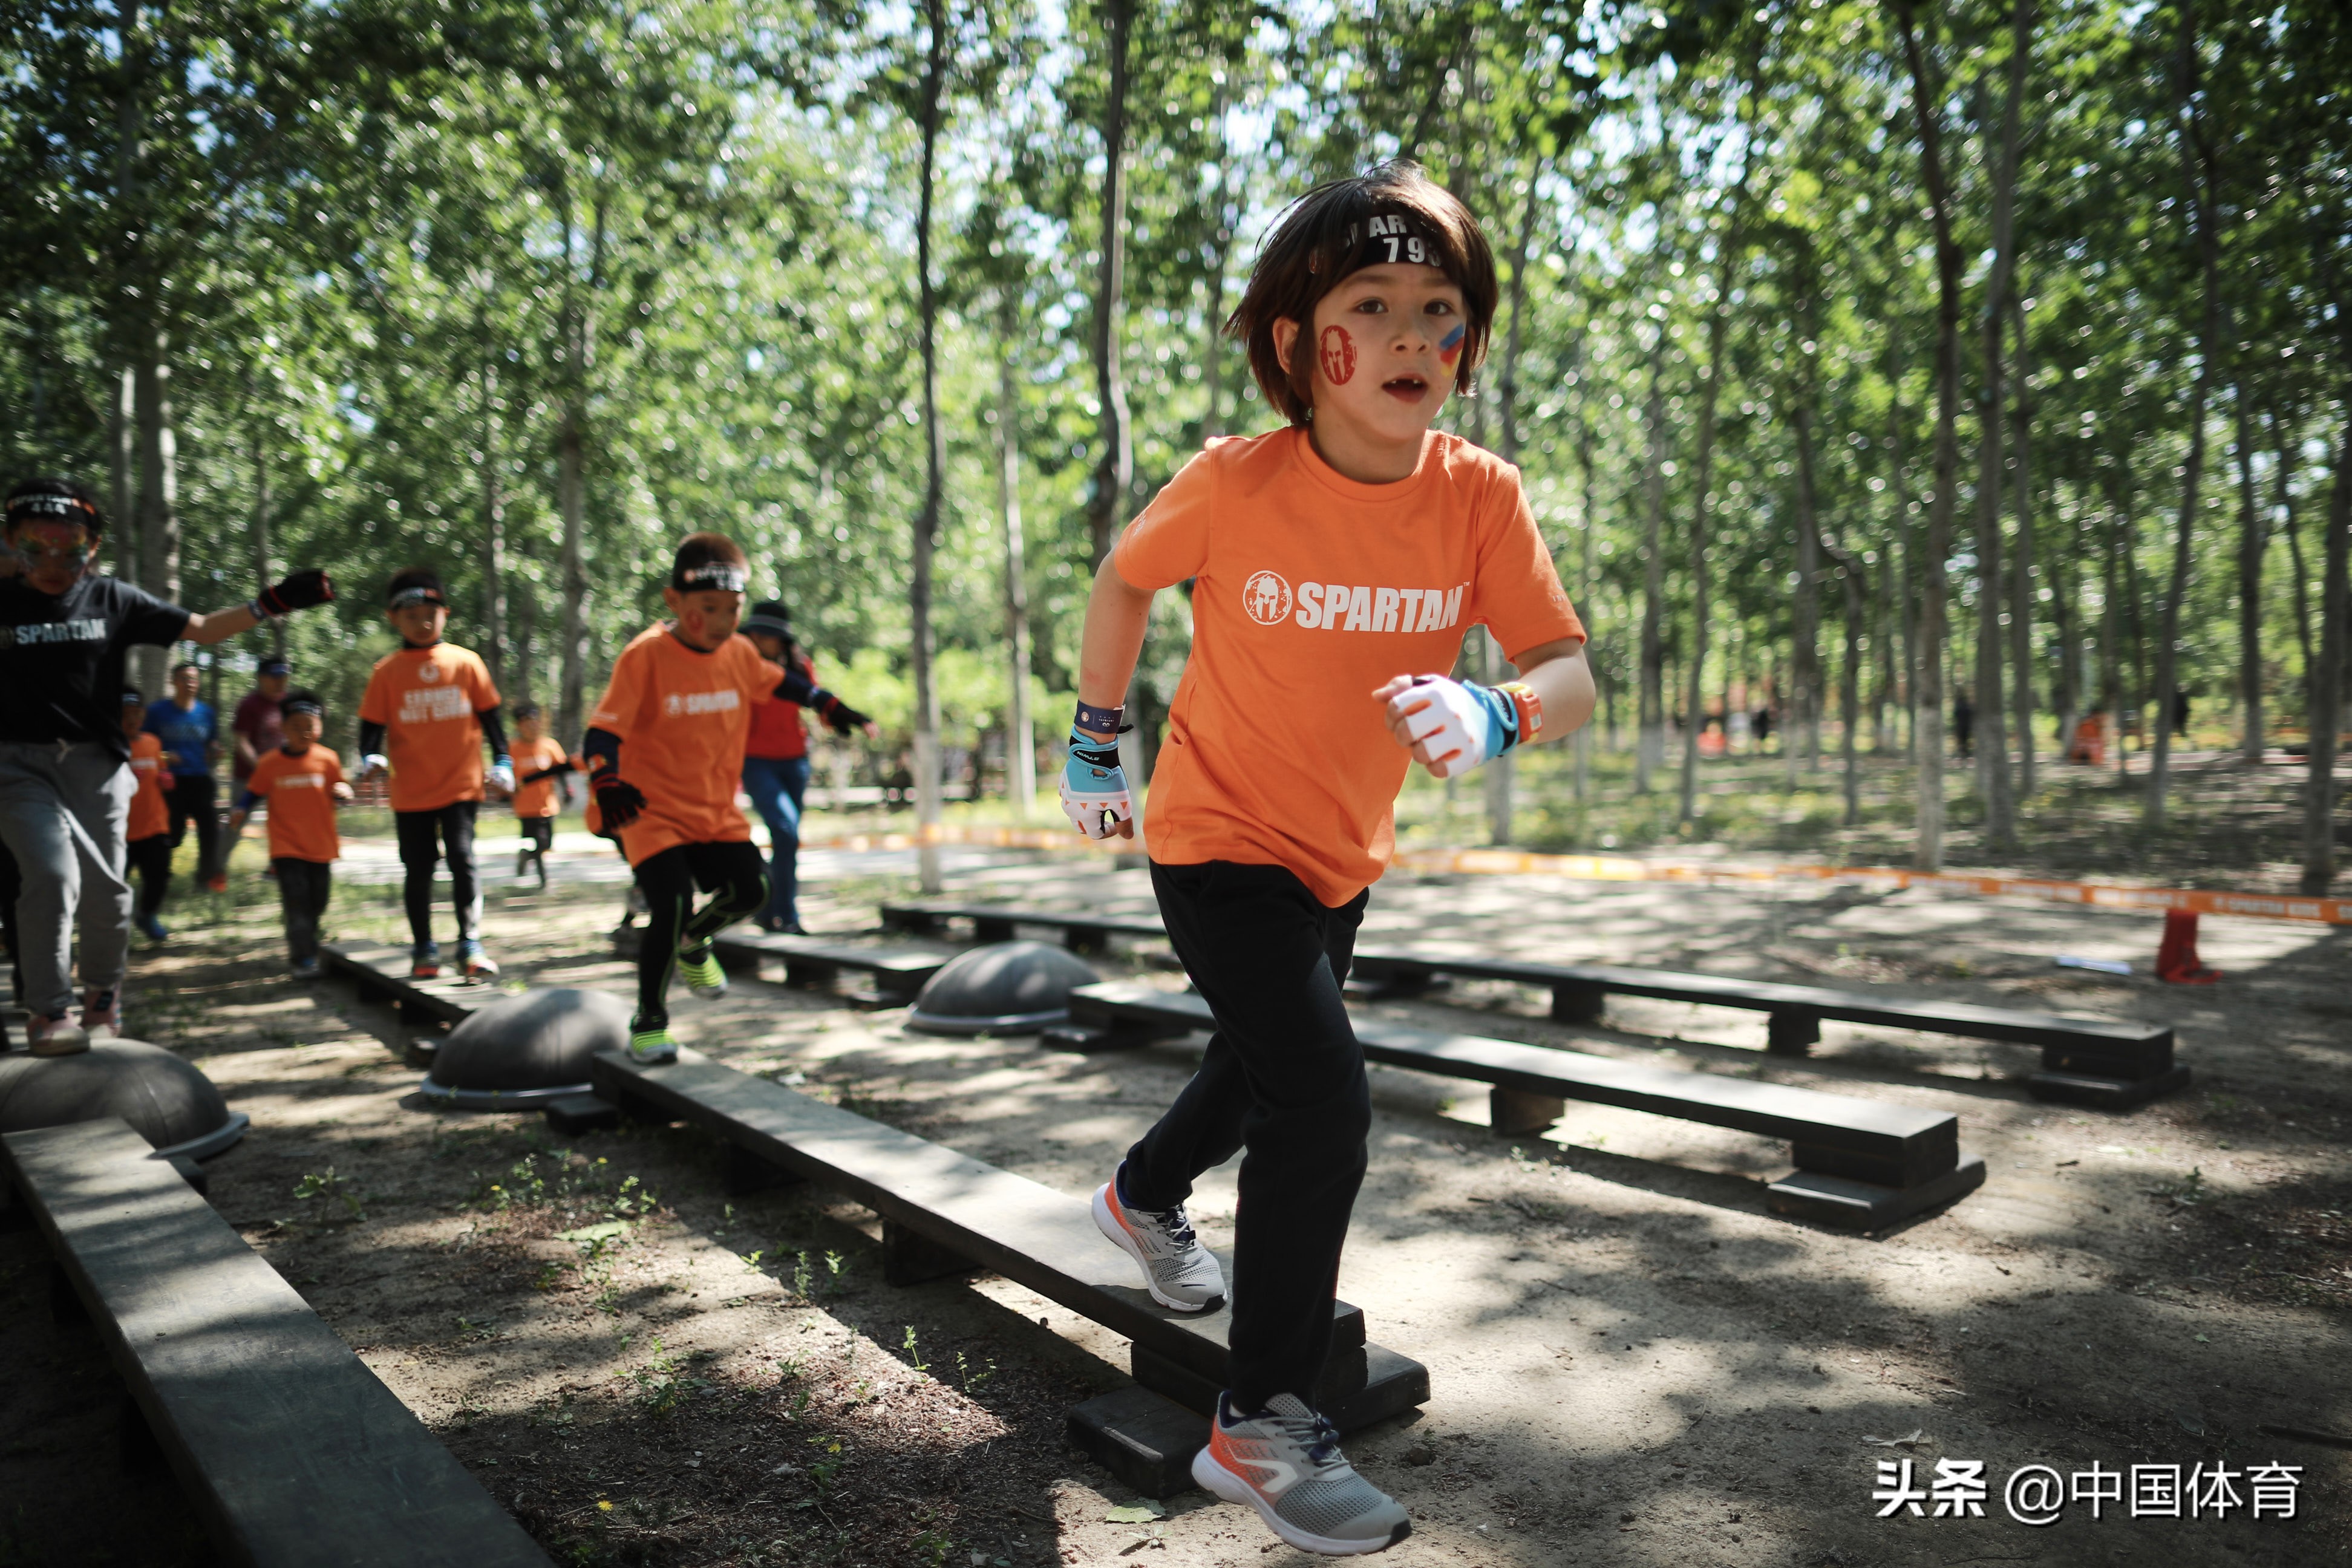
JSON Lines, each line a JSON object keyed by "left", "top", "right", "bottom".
{"left": 906, "top": 940, "right": 1100, "bottom": 1036}
{"left": 418, "top": 987, "right": 633, "bottom": 1109}
{"left": 0, "top": 1039, "right": 249, "bottom": 1161}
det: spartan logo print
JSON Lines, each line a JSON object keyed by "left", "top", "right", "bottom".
{"left": 417, "top": 660, "right": 443, "bottom": 683}
{"left": 1242, "top": 570, "right": 1293, "bottom": 627}
{"left": 1318, "top": 324, "right": 1356, "bottom": 385}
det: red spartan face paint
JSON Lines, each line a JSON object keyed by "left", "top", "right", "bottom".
{"left": 1318, "top": 325, "right": 1357, "bottom": 386}
{"left": 1438, "top": 324, "right": 1466, "bottom": 368}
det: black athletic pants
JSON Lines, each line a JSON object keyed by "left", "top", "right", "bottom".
{"left": 165, "top": 772, "right": 221, "bottom": 883}
{"left": 394, "top": 800, "right": 480, "bottom": 948}
{"left": 273, "top": 857, "right": 332, "bottom": 964}
{"left": 127, "top": 832, "right": 172, "bottom": 920}
{"left": 1120, "top": 861, "right": 1371, "bottom": 1414}
{"left": 520, "top": 817, "right": 555, "bottom": 854}
{"left": 632, "top": 840, "right": 766, "bottom": 1027}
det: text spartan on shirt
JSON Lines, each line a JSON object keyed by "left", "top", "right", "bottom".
{"left": 1240, "top": 569, "right": 1466, "bottom": 633}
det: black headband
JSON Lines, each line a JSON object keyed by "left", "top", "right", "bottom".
{"left": 281, "top": 696, "right": 324, "bottom": 718}
{"left": 6, "top": 492, "right": 101, "bottom": 531}
{"left": 675, "top": 560, "right": 749, "bottom": 593}
{"left": 1317, "top": 208, "right": 1449, "bottom": 281}
{"left": 388, "top": 586, "right": 446, "bottom": 609}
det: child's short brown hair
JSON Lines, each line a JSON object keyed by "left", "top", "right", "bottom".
{"left": 671, "top": 532, "right": 750, "bottom": 593}
{"left": 1228, "top": 160, "right": 1498, "bottom": 426}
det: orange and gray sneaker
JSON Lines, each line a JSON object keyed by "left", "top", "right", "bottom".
{"left": 27, "top": 1014, "right": 90, "bottom": 1056}
{"left": 1193, "top": 1391, "right": 1411, "bottom": 1555}
{"left": 1092, "top": 1164, "right": 1224, "bottom": 1311}
{"left": 80, "top": 987, "right": 120, "bottom": 1040}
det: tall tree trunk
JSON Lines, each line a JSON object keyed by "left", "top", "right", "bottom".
{"left": 1791, "top": 316, "right": 1824, "bottom": 780}
{"left": 479, "top": 344, "right": 508, "bottom": 694}
{"left": 1488, "top": 164, "right": 1543, "bottom": 844}
{"left": 1086, "top": 0, "right": 1134, "bottom": 570}
{"left": 2151, "top": 4, "right": 2218, "bottom": 827}
{"left": 1637, "top": 327, "right": 1669, "bottom": 794}
{"left": 1684, "top": 188, "right": 1751, "bottom": 823}
{"left": 111, "top": 368, "right": 135, "bottom": 593}
{"left": 2103, "top": 505, "right": 2128, "bottom": 781}
{"left": 998, "top": 297, "right": 1036, "bottom": 817}
{"left": 1969, "top": 0, "right": 2030, "bottom": 846}
{"left": 910, "top": 0, "right": 949, "bottom": 891}
{"left": 133, "top": 332, "right": 177, "bottom": 696}
{"left": 2269, "top": 408, "right": 2317, "bottom": 702}
{"left": 2304, "top": 414, "right": 2350, "bottom": 892}
{"left": 1885, "top": 347, "right": 1919, "bottom": 761}
{"left": 2007, "top": 292, "right": 2038, "bottom": 799}
{"left": 252, "top": 425, "right": 281, "bottom": 659}
{"left": 1825, "top": 545, "right": 1866, "bottom": 824}
{"left": 115, "top": 0, "right": 145, "bottom": 621}
{"left": 1575, "top": 396, "right": 1597, "bottom": 802}
{"left": 556, "top": 405, "right": 587, "bottom": 741}
{"left": 1895, "top": 0, "right": 1959, "bottom": 869}
{"left": 2234, "top": 385, "right": 2265, "bottom": 760}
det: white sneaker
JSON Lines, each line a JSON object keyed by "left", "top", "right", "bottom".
{"left": 27, "top": 1014, "right": 90, "bottom": 1056}
{"left": 1092, "top": 1165, "right": 1225, "bottom": 1311}
{"left": 1194, "top": 1393, "right": 1411, "bottom": 1555}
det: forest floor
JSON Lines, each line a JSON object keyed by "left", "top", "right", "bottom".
{"left": 2, "top": 768, "right": 2348, "bottom": 1568}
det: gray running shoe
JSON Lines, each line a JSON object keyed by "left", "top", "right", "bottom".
{"left": 1192, "top": 1393, "right": 1411, "bottom": 1555}
{"left": 1092, "top": 1168, "right": 1225, "bottom": 1311}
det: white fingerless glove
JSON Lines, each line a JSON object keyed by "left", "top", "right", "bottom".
{"left": 1390, "top": 675, "right": 1520, "bottom": 779}
{"left": 1058, "top": 729, "right": 1133, "bottom": 840}
{"left": 362, "top": 753, "right": 389, "bottom": 777}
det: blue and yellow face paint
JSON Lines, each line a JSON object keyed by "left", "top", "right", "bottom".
{"left": 1437, "top": 324, "right": 1466, "bottom": 369}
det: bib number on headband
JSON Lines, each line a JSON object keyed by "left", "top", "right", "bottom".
{"left": 1383, "top": 235, "right": 1429, "bottom": 265}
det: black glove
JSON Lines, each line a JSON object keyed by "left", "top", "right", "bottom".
{"left": 254, "top": 569, "right": 334, "bottom": 616}
{"left": 818, "top": 694, "right": 871, "bottom": 736}
{"left": 594, "top": 775, "right": 648, "bottom": 830}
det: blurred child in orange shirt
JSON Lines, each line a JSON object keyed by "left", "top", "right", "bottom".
{"left": 229, "top": 689, "right": 353, "bottom": 978}
{"left": 120, "top": 687, "right": 175, "bottom": 944}
{"left": 508, "top": 702, "right": 578, "bottom": 891}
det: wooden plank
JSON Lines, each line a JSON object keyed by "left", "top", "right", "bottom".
{"left": 1069, "top": 982, "right": 1954, "bottom": 1172}
{"left": 2, "top": 1119, "right": 547, "bottom": 1568}
{"left": 321, "top": 941, "right": 494, "bottom": 1028}
{"left": 878, "top": 901, "right": 1165, "bottom": 952}
{"left": 590, "top": 1048, "right": 1370, "bottom": 1390}
{"left": 712, "top": 927, "right": 946, "bottom": 981}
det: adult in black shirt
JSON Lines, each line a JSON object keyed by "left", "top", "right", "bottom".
{"left": 0, "top": 477, "right": 334, "bottom": 1053}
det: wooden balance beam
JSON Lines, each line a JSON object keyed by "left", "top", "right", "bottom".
{"left": 880, "top": 900, "right": 1166, "bottom": 956}
{"left": 1056, "top": 982, "right": 1986, "bottom": 1232}
{"left": 607, "top": 925, "right": 947, "bottom": 1007}
{"left": 0, "top": 1119, "right": 548, "bottom": 1568}
{"left": 556, "top": 1047, "right": 1428, "bottom": 1497}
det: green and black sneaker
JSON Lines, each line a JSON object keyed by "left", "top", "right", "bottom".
{"left": 678, "top": 947, "right": 729, "bottom": 999}
{"left": 627, "top": 1021, "right": 679, "bottom": 1065}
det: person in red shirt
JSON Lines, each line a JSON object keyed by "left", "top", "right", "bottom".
{"left": 355, "top": 567, "right": 514, "bottom": 980}
{"left": 120, "top": 687, "right": 174, "bottom": 944}
{"left": 585, "top": 534, "right": 785, "bottom": 1063}
{"left": 739, "top": 599, "right": 871, "bottom": 932}
{"left": 1063, "top": 164, "right": 1595, "bottom": 1555}
{"left": 231, "top": 654, "right": 290, "bottom": 786}
{"left": 508, "top": 702, "right": 578, "bottom": 890}
{"left": 228, "top": 690, "right": 351, "bottom": 977}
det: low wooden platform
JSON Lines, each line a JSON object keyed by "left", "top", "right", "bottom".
{"left": 1, "top": 1119, "right": 547, "bottom": 1567}
{"left": 322, "top": 941, "right": 497, "bottom": 1030}
{"left": 570, "top": 1047, "right": 1428, "bottom": 1495}
{"left": 880, "top": 900, "right": 1166, "bottom": 955}
{"left": 1060, "top": 982, "right": 1986, "bottom": 1231}
{"left": 710, "top": 926, "right": 945, "bottom": 1007}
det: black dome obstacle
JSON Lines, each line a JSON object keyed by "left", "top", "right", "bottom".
{"left": 905, "top": 940, "right": 1100, "bottom": 1036}
{"left": 0, "top": 1039, "right": 249, "bottom": 1161}
{"left": 417, "top": 987, "right": 633, "bottom": 1109}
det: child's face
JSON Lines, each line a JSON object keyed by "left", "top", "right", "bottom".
{"left": 120, "top": 701, "right": 144, "bottom": 740}
{"left": 749, "top": 631, "right": 787, "bottom": 662}
{"left": 1284, "top": 263, "right": 1469, "bottom": 445}
{"left": 283, "top": 711, "right": 321, "bottom": 749}
{"left": 515, "top": 714, "right": 544, "bottom": 745}
{"left": 388, "top": 601, "right": 449, "bottom": 647}
{"left": 663, "top": 586, "right": 745, "bottom": 652}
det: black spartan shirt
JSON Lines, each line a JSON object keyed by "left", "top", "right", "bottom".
{"left": 0, "top": 573, "right": 190, "bottom": 757}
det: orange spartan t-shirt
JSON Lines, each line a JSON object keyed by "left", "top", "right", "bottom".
{"left": 127, "top": 731, "right": 172, "bottom": 841}
{"left": 511, "top": 736, "right": 575, "bottom": 819}
{"left": 589, "top": 627, "right": 784, "bottom": 866}
{"left": 357, "top": 643, "right": 501, "bottom": 812}
{"left": 1113, "top": 428, "right": 1585, "bottom": 907}
{"left": 245, "top": 745, "right": 346, "bottom": 863}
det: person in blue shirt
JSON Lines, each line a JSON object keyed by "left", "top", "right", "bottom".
{"left": 145, "top": 661, "right": 224, "bottom": 892}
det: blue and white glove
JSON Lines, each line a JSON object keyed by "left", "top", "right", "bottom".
{"left": 1388, "top": 675, "right": 1521, "bottom": 780}
{"left": 1058, "top": 728, "right": 1133, "bottom": 840}
{"left": 489, "top": 756, "right": 515, "bottom": 794}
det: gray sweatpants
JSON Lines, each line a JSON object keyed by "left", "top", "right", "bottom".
{"left": 0, "top": 740, "right": 134, "bottom": 1018}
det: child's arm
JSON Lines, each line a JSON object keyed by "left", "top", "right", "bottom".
{"left": 477, "top": 705, "right": 514, "bottom": 794}
{"left": 1060, "top": 560, "right": 1157, "bottom": 840}
{"left": 1374, "top": 638, "right": 1598, "bottom": 780}
{"left": 357, "top": 719, "right": 388, "bottom": 778}
{"left": 226, "top": 785, "right": 260, "bottom": 837}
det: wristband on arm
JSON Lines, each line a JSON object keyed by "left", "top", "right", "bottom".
{"left": 1073, "top": 699, "right": 1124, "bottom": 736}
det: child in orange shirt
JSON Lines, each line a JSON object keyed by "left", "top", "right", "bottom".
{"left": 1065, "top": 163, "right": 1595, "bottom": 1556}
{"left": 508, "top": 702, "right": 577, "bottom": 891}
{"left": 120, "top": 687, "right": 175, "bottom": 943}
{"left": 355, "top": 567, "right": 514, "bottom": 980}
{"left": 584, "top": 533, "right": 783, "bottom": 1063}
{"left": 228, "top": 690, "right": 353, "bottom": 978}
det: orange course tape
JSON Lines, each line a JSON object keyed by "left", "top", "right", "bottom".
{"left": 799, "top": 822, "right": 2351, "bottom": 926}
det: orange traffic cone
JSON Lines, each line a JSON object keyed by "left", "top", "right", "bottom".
{"left": 2155, "top": 909, "right": 2221, "bottom": 984}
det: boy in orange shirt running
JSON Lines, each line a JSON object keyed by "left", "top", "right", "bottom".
{"left": 584, "top": 534, "right": 784, "bottom": 1062}
{"left": 228, "top": 690, "right": 353, "bottom": 978}
{"left": 1066, "top": 163, "right": 1595, "bottom": 1556}
{"left": 508, "top": 702, "right": 577, "bottom": 890}
{"left": 355, "top": 567, "right": 514, "bottom": 980}
{"left": 120, "top": 688, "right": 175, "bottom": 944}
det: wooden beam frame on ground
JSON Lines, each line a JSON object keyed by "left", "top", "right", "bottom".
{"left": 1060, "top": 982, "right": 1986, "bottom": 1232}
{"left": 567, "top": 1047, "right": 1428, "bottom": 1497}
{"left": 1, "top": 1119, "right": 549, "bottom": 1568}
{"left": 322, "top": 941, "right": 494, "bottom": 1030}
{"left": 609, "top": 925, "right": 947, "bottom": 1007}
{"left": 877, "top": 900, "right": 2183, "bottom": 1109}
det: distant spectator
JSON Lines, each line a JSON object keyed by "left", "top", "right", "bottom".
{"left": 1953, "top": 689, "right": 1975, "bottom": 759}
{"left": 232, "top": 654, "right": 291, "bottom": 788}
{"left": 147, "top": 661, "right": 224, "bottom": 892}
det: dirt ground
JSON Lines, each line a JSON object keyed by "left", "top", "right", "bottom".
{"left": 3, "top": 820, "right": 2348, "bottom": 1568}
